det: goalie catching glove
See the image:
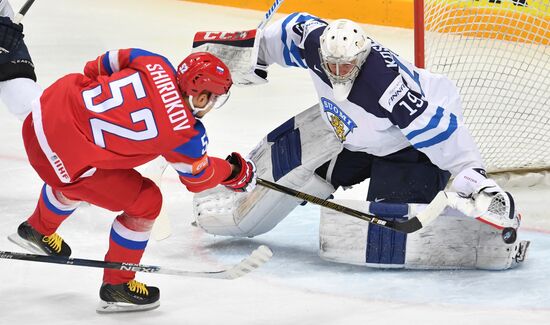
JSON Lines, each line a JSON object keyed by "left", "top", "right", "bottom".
{"left": 221, "top": 152, "right": 257, "bottom": 192}
{"left": 191, "top": 29, "right": 268, "bottom": 86}
{"left": 234, "top": 61, "right": 268, "bottom": 86}
{"left": 450, "top": 167, "right": 520, "bottom": 237}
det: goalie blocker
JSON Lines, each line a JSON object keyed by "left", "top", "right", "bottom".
{"left": 194, "top": 105, "right": 528, "bottom": 270}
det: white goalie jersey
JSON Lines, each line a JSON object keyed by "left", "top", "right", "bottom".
{"left": 259, "top": 12, "right": 485, "bottom": 175}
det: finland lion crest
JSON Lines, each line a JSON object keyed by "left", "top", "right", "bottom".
{"left": 321, "top": 97, "right": 357, "bottom": 142}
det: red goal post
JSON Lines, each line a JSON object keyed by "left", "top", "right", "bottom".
{"left": 413, "top": 0, "right": 550, "bottom": 186}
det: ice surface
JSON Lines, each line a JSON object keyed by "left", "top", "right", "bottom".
{"left": 0, "top": 0, "right": 548, "bottom": 324}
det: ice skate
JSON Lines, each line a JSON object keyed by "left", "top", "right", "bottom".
{"left": 8, "top": 221, "right": 71, "bottom": 257}
{"left": 97, "top": 279, "right": 160, "bottom": 313}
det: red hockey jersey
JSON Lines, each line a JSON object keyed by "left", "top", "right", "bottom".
{"left": 32, "top": 48, "right": 231, "bottom": 191}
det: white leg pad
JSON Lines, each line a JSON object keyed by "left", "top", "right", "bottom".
{"left": 319, "top": 199, "right": 528, "bottom": 270}
{"left": 194, "top": 104, "right": 342, "bottom": 237}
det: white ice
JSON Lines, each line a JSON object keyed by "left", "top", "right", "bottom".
{"left": 0, "top": 0, "right": 549, "bottom": 324}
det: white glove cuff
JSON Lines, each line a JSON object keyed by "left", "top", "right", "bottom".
{"left": 451, "top": 167, "right": 501, "bottom": 197}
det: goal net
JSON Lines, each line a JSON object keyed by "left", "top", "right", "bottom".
{"left": 414, "top": 0, "right": 550, "bottom": 185}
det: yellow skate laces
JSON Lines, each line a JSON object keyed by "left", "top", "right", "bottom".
{"left": 42, "top": 233, "right": 64, "bottom": 254}
{"left": 127, "top": 280, "right": 149, "bottom": 296}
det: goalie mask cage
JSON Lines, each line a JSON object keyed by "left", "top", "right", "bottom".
{"left": 414, "top": 0, "right": 550, "bottom": 181}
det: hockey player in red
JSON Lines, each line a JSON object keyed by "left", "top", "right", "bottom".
{"left": 7, "top": 46, "right": 256, "bottom": 312}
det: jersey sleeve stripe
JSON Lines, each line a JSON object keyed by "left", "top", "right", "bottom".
{"left": 411, "top": 113, "right": 458, "bottom": 149}
{"left": 102, "top": 51, "right": 113, "bottom": 75}
{"left": 176, "top": 168, "right": 207, "bottom": 179}
{"left": 128, "top": 48, "right": 177, "bottom": 73}
{"left": 108, "top": 49, "right": 120, "bottom": 73}
{"left": 394, "top": 55, "right": 425, "bottom": 97}
{"left": 170, "top": 161, "right": 207, "bottom": 178}
{"left": 281, "top": 12, "right": 307, "bottom": 68}
{"left": 405, "top": 106, "right": 444, "bottom": 140}
{"left": 170, "top": 161, "right": 193, "bottom": 175}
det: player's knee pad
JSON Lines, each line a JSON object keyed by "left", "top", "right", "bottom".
{"left": 319, "top": 199, "right": 528, "bottom": 270}
{"left": 194, "top": 104, "right": 342, "bottom": 237}
{"left": 125, "top": 178, "right": 163, "bottom": 221}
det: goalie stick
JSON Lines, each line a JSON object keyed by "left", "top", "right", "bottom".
{"left": 0, "top": 245, "right": 273, "bottom": 280}
{"left": 256, "top": 178, "right": 449, "bottom": 233}
{"left": 258, "top": 0, "right": 285, "bottom": 29}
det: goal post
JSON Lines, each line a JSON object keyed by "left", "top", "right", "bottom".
{"left": 414, "top": 0, "right": 550, "bottom": 184}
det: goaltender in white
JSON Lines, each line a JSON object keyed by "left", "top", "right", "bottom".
{"left": 192, "top": 13, "right": 529, "bottom": 270}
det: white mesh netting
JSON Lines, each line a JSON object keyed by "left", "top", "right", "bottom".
{"left": 422, "top": 0, "right": 550, "bottom": 177}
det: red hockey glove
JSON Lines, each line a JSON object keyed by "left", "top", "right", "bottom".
{"left": 221, "top": 152, "right": 256, "bottom": 192}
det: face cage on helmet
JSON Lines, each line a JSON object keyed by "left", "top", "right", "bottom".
{"left": 190, "top": 91, "right": 231, "bottom": 116}
{"left": 209, "top": 92, "right": 230, "bottom": 110}
{"left": 318, "top": 48, "right": 368, "bottom": 85}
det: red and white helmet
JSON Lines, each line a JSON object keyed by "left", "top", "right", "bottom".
{"left": 176, "top": 52, "right": 233, "bottom": 115}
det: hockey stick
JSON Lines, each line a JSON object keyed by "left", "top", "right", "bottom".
{"left": 0, "top": 245, "right": 273, "bottom": 280}
{"left": 256, "top": 178, "right": 449, "bottom": 233}
{"left": 142, "top": 157, "right": 171, "bottom": 241}
{"left": 258, "top": 0, "right": 285, "bottom": 29}
{"left": 13, "top": 0, "right": 36, "bottom": 24}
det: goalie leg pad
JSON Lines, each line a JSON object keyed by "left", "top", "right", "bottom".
{"left": 194, "top": 104, "right": 342, "bottom": 237}
{"left": 319, "top": 199, "right": 527, "bottom": 270}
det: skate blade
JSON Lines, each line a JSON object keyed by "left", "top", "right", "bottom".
{"left": 96, "top": 300, "right": 160, "bottom": 314}
{"left": 7, "top": 233, "right": 48, "bottom": 255}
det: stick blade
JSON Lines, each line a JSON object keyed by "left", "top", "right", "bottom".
{"left": 223, "top": 245, "right": 273, "bottom": 279}
{"left": 386, "top": 191, "right": 449, "bottom": 233}
{"left": 389, "top": 217, "right": 423, "bottom": 233}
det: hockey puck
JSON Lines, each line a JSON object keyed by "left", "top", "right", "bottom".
{"left": 502, "top": 227, "right": 517, "bottom": 244}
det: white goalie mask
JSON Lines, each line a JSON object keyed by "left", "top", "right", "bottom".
{"left": 319, "top": 19, "right": 371, "bottom": 101}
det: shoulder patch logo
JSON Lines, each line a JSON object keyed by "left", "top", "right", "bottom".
{"left": 379, "top": 77, "right": 408, "bottom": 113}
{"left": 321, "top": 97, "right": 357, "bottom": 142}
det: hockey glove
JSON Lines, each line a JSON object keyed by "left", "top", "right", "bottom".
{"left": 221, "top": 152, "right": 257, "bottom": 192}
{"left": 0, "top": 17, "right": 23, "bottom": 62}
{"left": 451, "top": 167, "right": 502, "bottom": 198}
{"left": 450, "top": 167, "right": 520, "bottom": 236}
